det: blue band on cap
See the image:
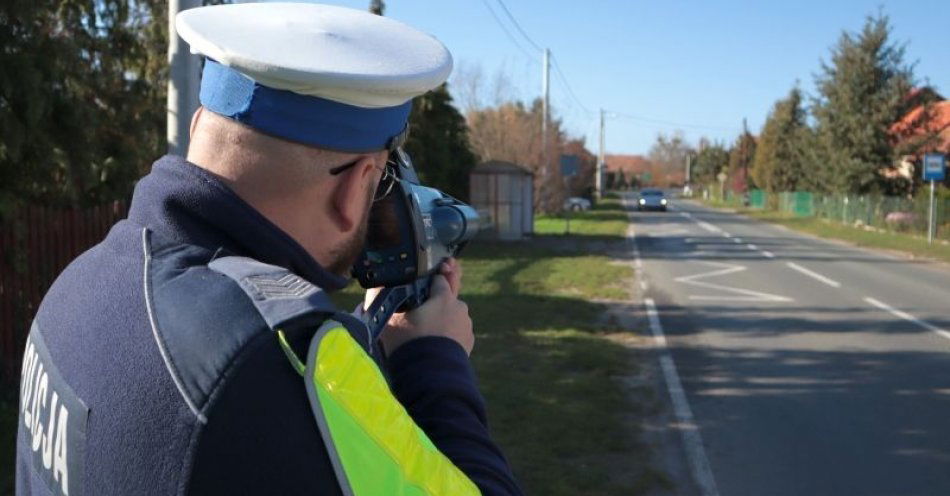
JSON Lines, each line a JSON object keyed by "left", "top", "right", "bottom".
{"left": 199, "top": 60, "right": 412, "bottom": 152}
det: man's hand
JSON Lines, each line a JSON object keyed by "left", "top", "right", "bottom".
{"left": 363, "top": 258, "right": 473, "bottom": 356}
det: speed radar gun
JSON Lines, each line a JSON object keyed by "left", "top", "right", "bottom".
{"left": 355, "top": 148, "right": 480, "bottom": 340}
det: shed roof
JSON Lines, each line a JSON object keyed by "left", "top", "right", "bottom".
{"left": 472, "top": 160, "right": 533, "bottom": 176}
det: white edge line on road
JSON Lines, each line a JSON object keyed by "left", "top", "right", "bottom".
{"left": 786, "top": 262, "right": 842, "bottom": 288}
{"left": 645, "top": 298, "right": 720, "bottom": 496}
{"left": 625, "top": 205, "right": 648, "bottom": 291}
{"left": 864, "top": 297, "right": 950, "bottom": 342}
{"left": 626, "top": 206, "right": 718, "bottom": 495}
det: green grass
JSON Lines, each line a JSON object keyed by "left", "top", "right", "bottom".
{"left": 334, "top": 201, "right": 668, "bottom": 494}
{"left": 461, "top": 242, "right": 666, "bottom": 495}
{"left": 534, "top": 196, "right": 630, "bottom": 239}
{"left": 743, "top": 210, "right": 950, "bottom": 263}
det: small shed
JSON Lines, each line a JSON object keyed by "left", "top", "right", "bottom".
{"left": 470, "top": 161, "right": 534, "bottom": 240}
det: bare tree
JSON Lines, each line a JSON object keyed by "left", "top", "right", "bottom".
{"left": 647, "top": 131, "right": 692, "bottom": 185}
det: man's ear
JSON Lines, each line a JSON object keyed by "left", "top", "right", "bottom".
{"left": 329, "top": 155, "right": 377, "bottom": 233}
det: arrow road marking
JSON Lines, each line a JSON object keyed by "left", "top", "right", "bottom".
{"left": 675, "top": 261, "right": 792, "bottom": 302}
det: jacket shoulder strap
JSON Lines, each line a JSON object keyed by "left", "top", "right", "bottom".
{"left": 207, "top": 256, "right": 336, "bottom": 329}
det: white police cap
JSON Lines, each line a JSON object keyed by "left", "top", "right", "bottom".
{"left": 176, "top": 2, "right": 453, "bottom": 152}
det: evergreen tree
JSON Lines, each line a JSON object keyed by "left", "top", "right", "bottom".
{"left": 812, "top": 13, "right": 916, "bottom": 194}
{"left": 0, "top": 0, "right": 171, "bottom": 211}
{"left": 692, "top": 141, "right": 730, "bottom": 185}
{"left": 752, "top": 87, "right": 809, "bottom": 193}
{"left": 403, "top": 84, "right": 478, "bottom": 201}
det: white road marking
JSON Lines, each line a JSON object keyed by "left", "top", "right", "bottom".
{"left": 733, "top": 237, "right": 743, "bottom": 244}
{"left": 625, "top": 220, "right": 647, "bottom": 290}
{"left": 761, "top": 250, "right": 776, "bottom": 259}
{"left": 746, "top": 243, "right": 758, "bottom": 250}
{"left": 675, "top": 261, "right": 792, "bottom": 302}
{"left": 685, "top": 238, "right": 736, "bottom": 245}
{"left": 722, "top": 232, "right": 732, "bottom": 238}
{"left": 627, "top": 205, "right": 718, "bottom": 494}
{"left": 697, "top": 221, "right": 721, "bottom": 234}
{"left": 786, "top": 262, "right": 842, "bottom": 288}
{"left": 645, "top": 298, "right": 721, "bottom": 496}
{"left": 864, "top": 297, "right": 950, "bottom": 342}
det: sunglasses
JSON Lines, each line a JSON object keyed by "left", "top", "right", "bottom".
{"left": 328, "top": 155, "right": 402, "bottom": 203}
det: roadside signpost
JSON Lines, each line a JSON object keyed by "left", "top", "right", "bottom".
{"left": 923, "top": 153, "right": 946, "bottom": 244}
{"left": 560, "top": 155, "right": 580, "bottom": 235}
{"left": 717, "top": 171, "right": 728, "bottom": 202}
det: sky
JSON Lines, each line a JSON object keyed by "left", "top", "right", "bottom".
{"left": 269, "top": 0, "right": 950, "bottom": 156}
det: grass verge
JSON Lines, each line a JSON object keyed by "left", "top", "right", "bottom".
{"left": 336, "top": 199, "right": 667, "bottom": 495}
{"left": 534, "top": 196, "right": 630, "bottom": 239}
{"left": 461, "top": 242, "right": 665, "bottom": 494}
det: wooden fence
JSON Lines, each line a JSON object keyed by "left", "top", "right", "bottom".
{"left": 0, "top": 202, "right": 128, "bottom": 382}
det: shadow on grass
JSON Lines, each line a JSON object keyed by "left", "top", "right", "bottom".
{"left": 465, "top": 296, "right": 665, "bottom": 494}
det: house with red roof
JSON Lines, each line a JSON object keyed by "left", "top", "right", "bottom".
{"left": 889, "top": 88, "right": 950, "bottom": 181}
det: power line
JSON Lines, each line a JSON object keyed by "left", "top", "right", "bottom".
{"left": 550, "top": 54, "right": 593, "bottom": 116}
{"left": 478, "top": 0, "right": 536, "bottom": 61}
{"left": 492, "top": 0, "right": 543, "bottom": 52}
{"left": 607, "top": 110, "right": 737, "bottom": 132}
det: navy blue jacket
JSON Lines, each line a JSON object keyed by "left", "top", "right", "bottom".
{"left": 15, "top": 156, "right": 521, "bottom": 495}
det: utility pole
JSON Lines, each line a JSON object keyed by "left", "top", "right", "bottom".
{"left": 540, "top": 48, "right": 550, "bottom": 208}
{"left": 167, "top": 0, "right": 202, "bottom": 156}
{"left": 741, "top": 117, "right": 749, "bottom": 193}
{"left": 686, "top": 153, "right": 691, "bottom": 184}
{"left": 597, "top": 108, "right": 605, "bottom": 199}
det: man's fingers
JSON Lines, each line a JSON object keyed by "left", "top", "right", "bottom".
{"left": 428, "top": 273, "right": 452, "bottom": 300}
{"left": 440, "top": 258, "right": 462, "bottom": 297}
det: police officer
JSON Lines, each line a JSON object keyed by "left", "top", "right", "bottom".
{"left": 15, "top": 3, "right": 521, "bottom": 495}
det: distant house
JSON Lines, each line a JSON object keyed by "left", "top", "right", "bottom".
{"left": 889, "top": 88, "right": 950, "bottom": 180}
{"left": 604, "top": 154, "right": 652, "bottom": 187}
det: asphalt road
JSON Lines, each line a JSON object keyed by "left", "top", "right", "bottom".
{"left": 628, "top": 195, "right": 950, "bottom": 496}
